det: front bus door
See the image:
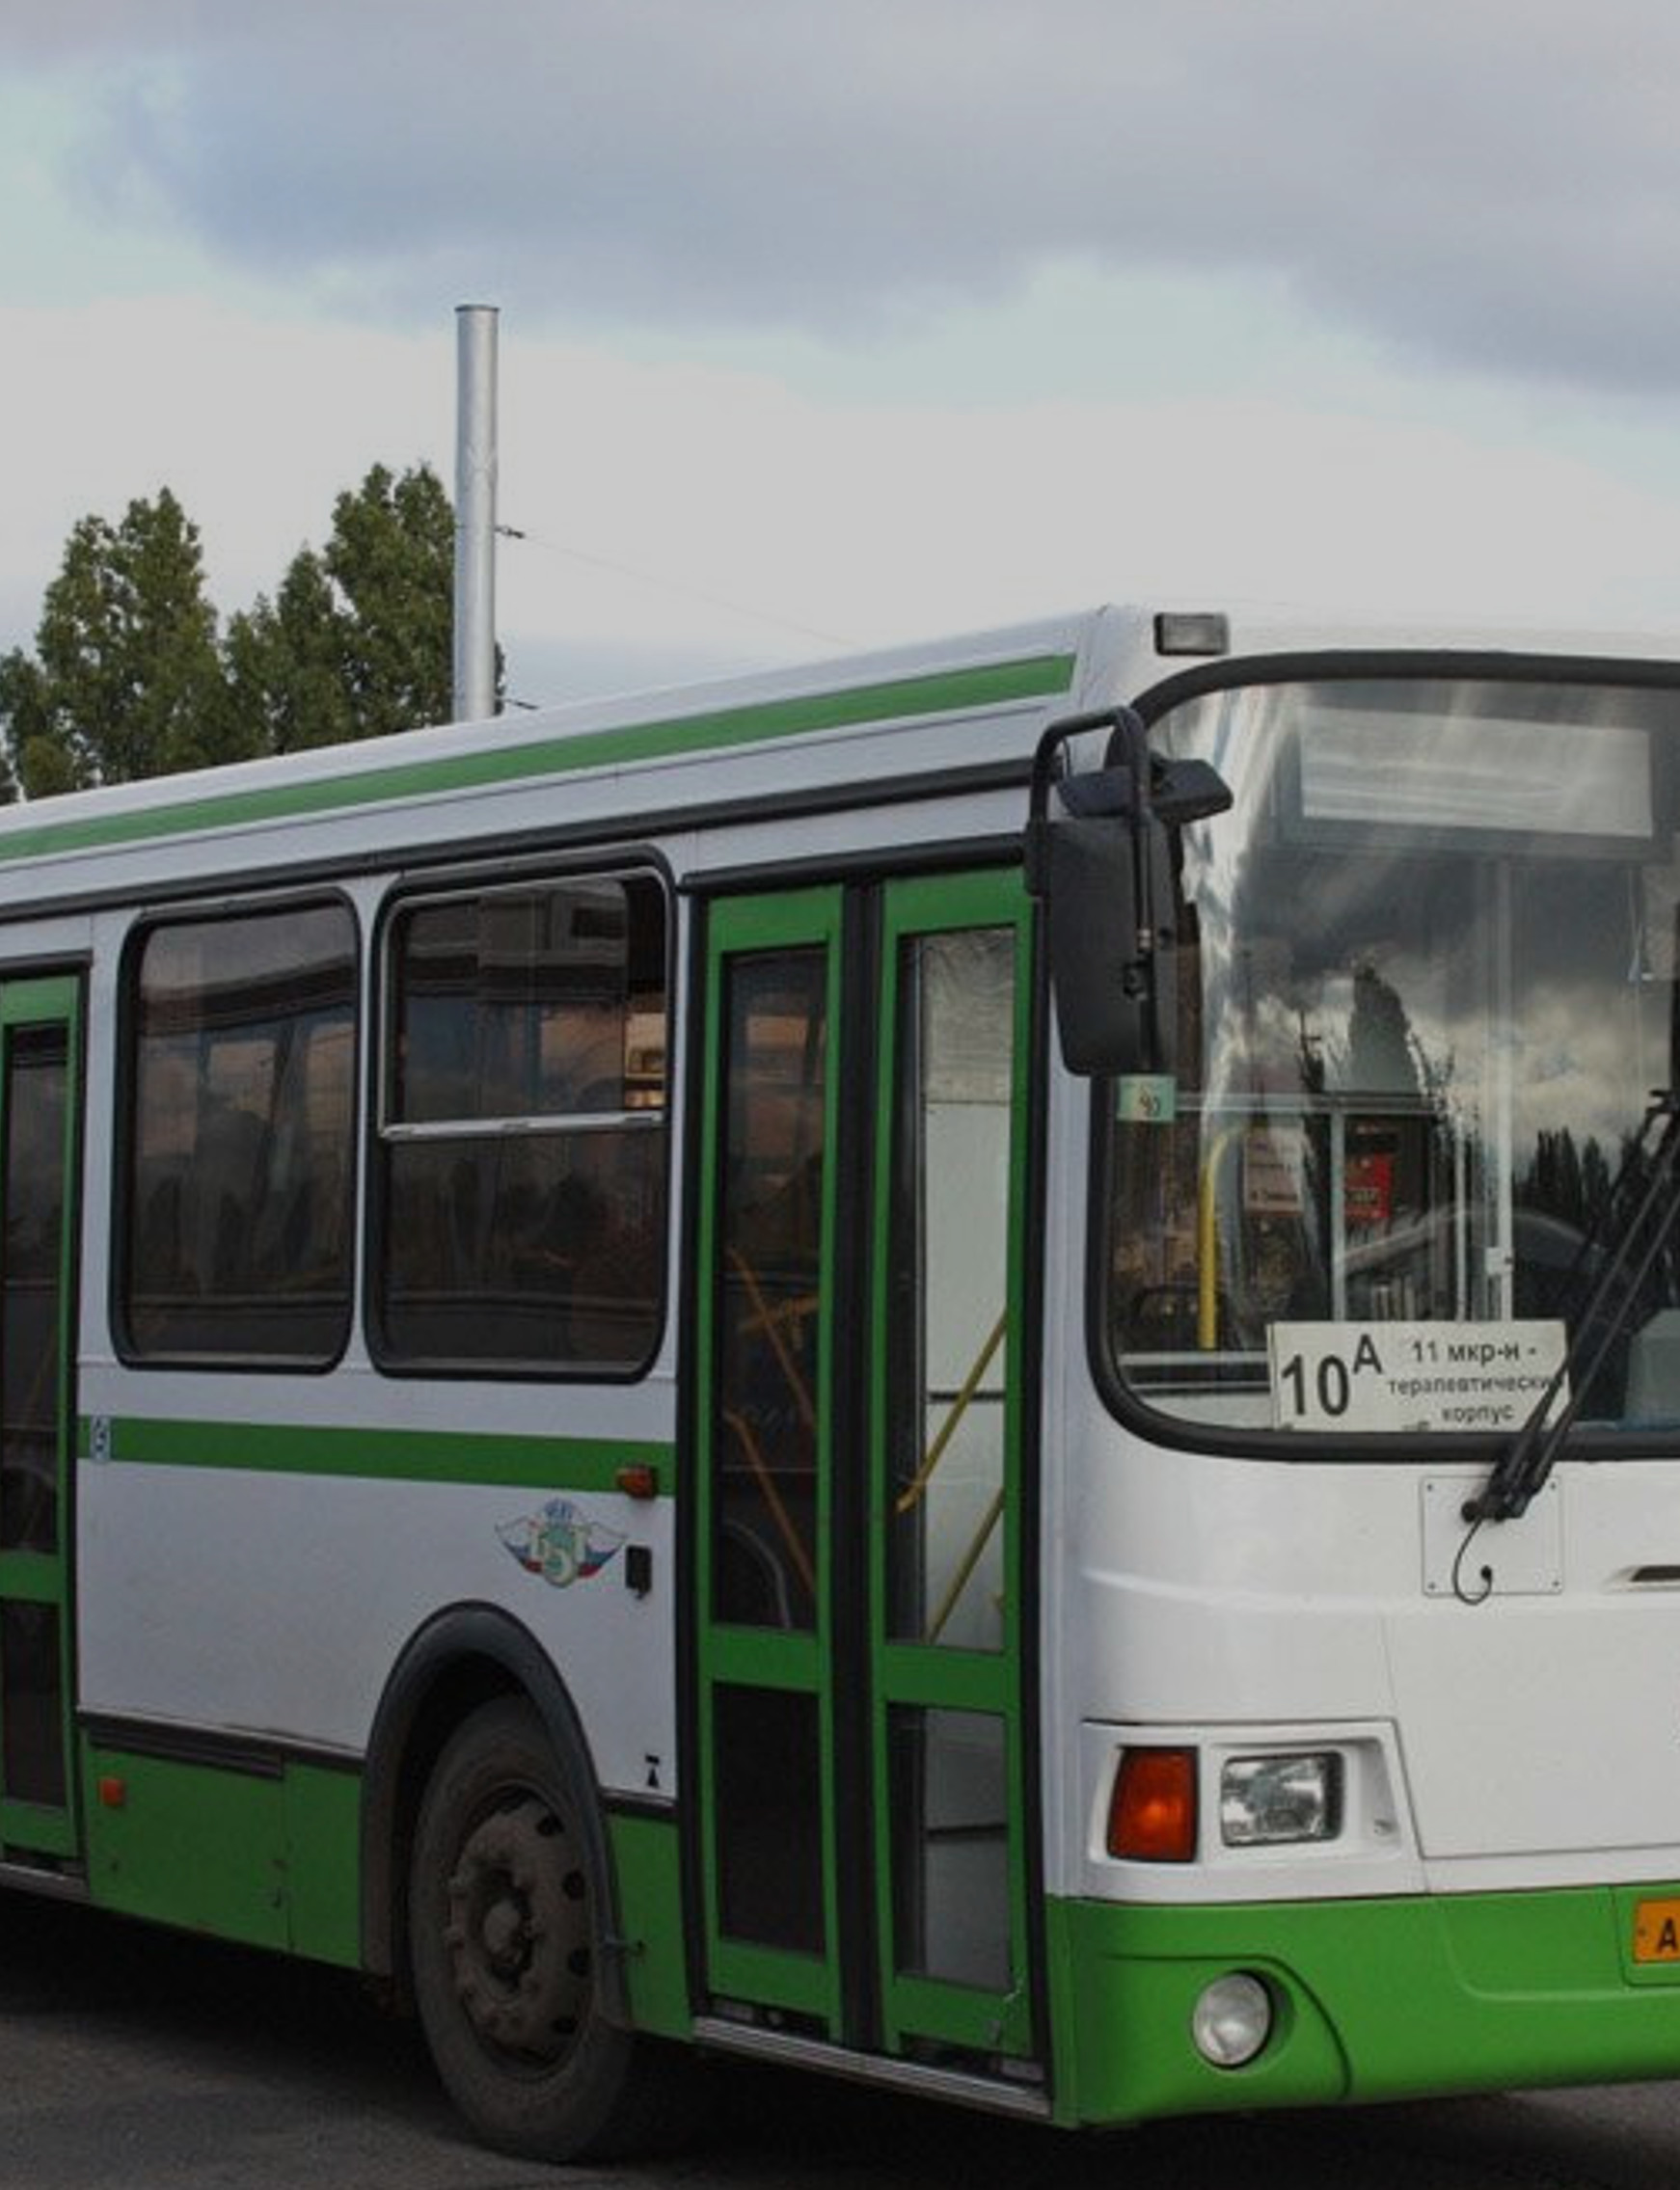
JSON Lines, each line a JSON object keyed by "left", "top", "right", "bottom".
{"left": 0, "top": 976, "right": 82, "bottom": 1862}
{"left": 693, "top": 875, "right": 1037, "bottom": 2080}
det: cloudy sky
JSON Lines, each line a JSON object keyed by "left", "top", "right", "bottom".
{"left": 7, "top": 0, "right": 1680, "bottom": 709}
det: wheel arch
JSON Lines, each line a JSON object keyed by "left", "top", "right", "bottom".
{"left": 360, "top": 1601, "right": 632, "bottom": 2027}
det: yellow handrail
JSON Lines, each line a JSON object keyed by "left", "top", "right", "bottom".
{"left": 923, "top": 1485, "right": 1004, "bottom": 1645}
{"left": 1197, "top": 1125, "right": 1245, "bottom": 1350}
{"left": 726, "top": 1245, "right": 815, "bottom": 1429}
{"left": 894, "top": 1311, "right": 1008, "bottom": 1518}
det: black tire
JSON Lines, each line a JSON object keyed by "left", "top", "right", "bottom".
{"left": 408, "top": 1694, "right": 680, "bottom": 2161}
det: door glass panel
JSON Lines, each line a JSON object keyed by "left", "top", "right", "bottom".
{"left": 712, "top": 952, "right": 827, "bottom": 1632}
{"left": 715, "top": 1683, "right": 825, "bottom": 1954}
{"left": 889, "top": 1707, "right": 1011, "bottom": 1990}
{"left": 0, "top": 1027, "right": 67, "bottom": 1557}
{"left": 1, "top": 1601, "right": 65, "bottom": 1809}
{"left": 886, "top": 931, "right": 1014, "bottom": 1650}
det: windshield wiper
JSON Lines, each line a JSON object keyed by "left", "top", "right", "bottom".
{"left": 1465, "top": 1089, "right": 1680, "bottom": 1524}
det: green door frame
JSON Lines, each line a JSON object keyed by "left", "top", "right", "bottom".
{"left": 868, "top": 870, "right": 1036, "bottom": 2059}
{"left": 694, "top": 888, "right": 846, "bottom": 2028}
{"left": 0, "top": 973, "right": 83, "bottom": 1860}
{"left": 692, "top": 873, "right": 1036, "bottom": 2060}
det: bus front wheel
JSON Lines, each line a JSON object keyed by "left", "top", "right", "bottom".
{"left": 408, "top": 1694, "right": 664, "bottom": 2161}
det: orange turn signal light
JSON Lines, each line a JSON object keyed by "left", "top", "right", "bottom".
{"left": 1107, "top": 1745, "right": 1198, "bottom": 1862}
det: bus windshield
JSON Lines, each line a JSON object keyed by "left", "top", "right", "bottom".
{"left": 1104, "top": 668, "right": 1680, "bottom": 1442}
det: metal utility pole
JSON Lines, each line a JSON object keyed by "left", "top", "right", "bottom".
{"left": 452, "top": 304, "right": 499, "bottom": 721}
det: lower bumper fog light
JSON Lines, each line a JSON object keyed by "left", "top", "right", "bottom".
{"left": 1190, "top": 1972, "right": 1273, "bottom": 2068}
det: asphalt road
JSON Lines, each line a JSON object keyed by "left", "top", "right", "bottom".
{"left": 3, "top": 1893, "right": 1680, "bottom": 2188}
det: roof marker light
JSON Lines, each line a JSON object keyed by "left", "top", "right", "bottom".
{"left": 1153, "top": 611, "right": 1230, "bottom": 657}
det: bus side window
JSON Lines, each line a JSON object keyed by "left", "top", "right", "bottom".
{"left": 372, "top": 870, "right": 668, "bottom": 1374}
{"left": 120, "top": 901, "right": 358, "bottom": 1365}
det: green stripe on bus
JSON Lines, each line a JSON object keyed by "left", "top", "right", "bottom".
{"left": 79, "top": 1415, "right": 672, "bottom": 1495}
{"left": 0, "top": 654, "right": 1076, "bottom": 865}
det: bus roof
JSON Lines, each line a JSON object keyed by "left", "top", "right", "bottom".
{"left": 3, "top": 600, "right": 1678, "bottom": 918}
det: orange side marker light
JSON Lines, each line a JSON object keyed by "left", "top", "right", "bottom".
{"left": 1107, "top": 1745, "right": 1198, "bottom": 1862}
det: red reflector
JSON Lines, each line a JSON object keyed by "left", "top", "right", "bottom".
{"left": 1107, "top": 1746, "right": 1198, "bottom": 1861}
{"left": 97, "top": 1775, "right": 127, "bottom": 1810}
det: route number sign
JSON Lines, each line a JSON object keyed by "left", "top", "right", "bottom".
{"left": 1268, "top": 1319, "right": 1568, "bottom": 1434}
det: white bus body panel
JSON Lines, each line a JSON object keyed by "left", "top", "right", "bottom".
{"left": 75, "top": 1451, "right": 678, "bottom": 1798}
{"left": 1060, "top": 1416, "right": 1680, "bottom": 1899}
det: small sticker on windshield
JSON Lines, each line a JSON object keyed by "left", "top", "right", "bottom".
{"left": 1117, "top": 1074, "right": 1177, "bottom": 1123}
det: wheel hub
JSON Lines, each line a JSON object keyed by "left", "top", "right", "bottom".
{"left": 444, "top": 1795, "right": 589, "bottom": 2062}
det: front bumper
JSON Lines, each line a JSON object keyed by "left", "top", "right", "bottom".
{"left": 1047, "top": 1881, "right": 1680, "bottom": 2125}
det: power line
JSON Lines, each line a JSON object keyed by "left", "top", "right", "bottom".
{"left": 498, "top": 523, "right": 856, "bottom": 652}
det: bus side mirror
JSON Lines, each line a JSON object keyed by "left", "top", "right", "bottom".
{"left": 1026, "top": 709, "right": 1229, "bottom": 1080}
{"left": 1035, "top": 812, "right": 1177, "bottom": 1077}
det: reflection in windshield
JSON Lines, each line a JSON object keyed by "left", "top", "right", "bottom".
{"left": 1106, "top": 674, "right": 1680, "bottom": 1437}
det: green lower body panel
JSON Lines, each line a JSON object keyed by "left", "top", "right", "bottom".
{"left": 78, "top": 1739, "right": 688, "bottom": 2025}
{"left": 608, "top": 1809, "right": 692, "bottom": 2041}
{"left": 83, "top": 1742, "right": 362, "bottom": 1967}
{"left": 1048, "top": 1883, "right": 1680, "bottom": 2126}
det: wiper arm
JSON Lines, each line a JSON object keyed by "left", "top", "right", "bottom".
{"left": 1466, "top": 1090, "right": 1680, "bottom": 1525}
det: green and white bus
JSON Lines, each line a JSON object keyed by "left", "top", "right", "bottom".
{"left": 6, "top": 601, "right": 1680, "bottom": 2158}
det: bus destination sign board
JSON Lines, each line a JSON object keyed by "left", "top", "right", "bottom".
{"left": 1267, "top": 1319, "right": 1569, "bottom": 1434}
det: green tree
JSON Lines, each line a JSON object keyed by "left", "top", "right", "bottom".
{"left": 223, "top": 547, "right": 357, "bottom": 754}
{"left": 0, "top": 654, "right": 44, "bottom": 803}
{"left": 326, "top": 462, "right": 457, "bottom": 737}
{"left": 3, "top": 462, "right": 473, "bottom": 799}
{"left": 0, "top": 489, "right": 243, "bottom": 796}
{"left": 229, "top": 463, "right": 460, "bottom": 752}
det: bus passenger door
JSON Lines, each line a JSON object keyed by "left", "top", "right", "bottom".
{"left": 868, "top": 873, "right": 1035, "bottom": 2062}
{"left": 0, "top": 976, "right": 82, "bottom": 1861}
{"left": 693, "top": 876, "right": 1036, "bottom": 2068}
{"left": 694, "top": 889, "right": 845, "bottom": 2030}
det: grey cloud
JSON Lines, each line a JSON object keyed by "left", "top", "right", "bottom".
{"left": 34, "top": 0, "right": 1680, "bottom": 392}
{"left": 2, "top": 0, "right": 232, "bottom": 62}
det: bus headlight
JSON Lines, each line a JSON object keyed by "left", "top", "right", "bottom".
{"left": 1219, "top": 1752, "right": 1341, "bottom": 1846}
{"left": 1190, "top": 1972, "right": 1273, "bottom": 2068}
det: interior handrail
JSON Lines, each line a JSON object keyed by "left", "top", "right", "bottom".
{"left": 726, "top": 1245, "right": 816, "bottom": 1430}
{"left": 894, "top": 1310, "right": 1007, "bottom": 1518}
{"left": 924, "top": 1485, "right": 1004, "bottom": 1645}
